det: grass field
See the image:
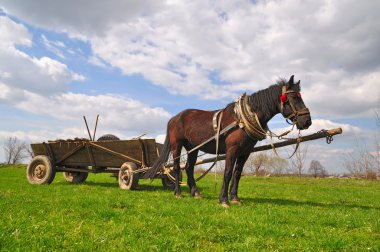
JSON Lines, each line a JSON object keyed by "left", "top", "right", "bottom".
{"left": 0, "top": 165, "right": 379, "bottom": 251}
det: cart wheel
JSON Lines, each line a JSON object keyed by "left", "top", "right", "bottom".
{"left": 162, "top": 169, "right": 183, "bottom": 190}
{"left": 26, "top": 155, "right": 56, "bottom": 184}
{"left": 118, "top": 162, "right": 139, "bottom": 190}
{"left": 63, "top": 171, "right": 88, "bottom": 184}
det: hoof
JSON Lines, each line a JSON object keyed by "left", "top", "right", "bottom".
{"left": 194, "top": 192, "right": 201, "bottom": 199}
{"left": 230, "top": 199, "right": 241, "bottom": 205}
{"left": 175, "top": 194, "right": 182, "bottom": 199}
{"left": 220, "top": 202, "right": 230, "bottom": 208}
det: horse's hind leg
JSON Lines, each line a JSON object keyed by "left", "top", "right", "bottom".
{"left": 219, "top": 147, "right": 238, "bottom": 206}
{"left": 185, "top": 150, "right": 200, "bottom": 198}
{"left": 229, "top": 154, "right": 250, "bottom": 204}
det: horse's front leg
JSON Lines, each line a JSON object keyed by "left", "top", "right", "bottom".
{"left": 185, "top": 150, "right": 201, "bottom": 198}
{"left": 229, "top": 154, "right": 250, "bottom": 204}
{"left": 219, "top": 147, "right": 238, "bottom": 206}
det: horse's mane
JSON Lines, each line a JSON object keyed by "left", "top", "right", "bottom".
{"left": 226, "top": 79, "right": 286, "bottom": 116}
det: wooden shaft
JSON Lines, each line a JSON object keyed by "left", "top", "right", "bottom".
{"left": 92, "top": 114, "right": 99, "bottom": 141}
{"left": 165, "top": 127, "right": 342, "bottom": 168}
{"left": 83, "top": 116, "right": 92, "bottom": 141}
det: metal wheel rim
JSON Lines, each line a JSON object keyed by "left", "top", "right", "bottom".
{"left": 121, "top": 170, "right": 131, "bottom": 185}
{"left": 31, "top": 163, "right": 47, "bottom": 181}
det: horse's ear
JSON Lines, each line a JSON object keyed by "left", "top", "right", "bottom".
{"left": 296, "top": 80, "right": 300, "bottom": 85}
{"left": 288, "top": 75, "right": 294, "bottom": 85}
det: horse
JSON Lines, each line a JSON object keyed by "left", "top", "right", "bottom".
{"left": 145, "top": 75, "right": 312, "bottom": 206}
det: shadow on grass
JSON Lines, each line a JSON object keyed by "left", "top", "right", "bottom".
{"left": 67, "top": 180, "right": 182, "bottom": 192}
{"left": 81, "top": 181, "right": 118, "bottom": 188}
{"left": 242, "top": 197, "right": 380, "bottom": 211}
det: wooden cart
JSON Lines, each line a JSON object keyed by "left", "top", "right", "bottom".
{"left": 27, "top": 128, "right": 343, "bottom": 189}
{"left": 26, "top": 137, "right": 174, "bottom": 190}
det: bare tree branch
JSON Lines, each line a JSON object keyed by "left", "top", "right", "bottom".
{"left": 3, "top": 137, "right": 28, "bottom": 165}
{"left": 342, "top": 141, "right": 377, "bottom": 179}
{"left": 245, "top": 152, "right": 269, "bottom": 176}
{"left": 309, "top": 160, "right": 328, "bottom": 178}
{"left": 290, "top": 144, "right": 308, "bottom": 177}
{"left": 267, "top": 155, "right": 288, "bottom": 176}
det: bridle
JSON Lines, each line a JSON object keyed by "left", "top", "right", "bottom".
{"left": 280, "top": 85, "right": 310, "bottom": 125}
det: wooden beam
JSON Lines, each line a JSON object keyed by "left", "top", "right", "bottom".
{"left": 165, "top": 127, "right": 343, "bottom": 168}
{"left": 56, "top": 143, "right": 85, "bottom": 165}
{"left": 90, "top": 142, "right": 142, "bottom": 165}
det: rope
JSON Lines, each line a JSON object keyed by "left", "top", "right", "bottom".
{"left": 317, "top": 129, "right": 334, "bottom": 144}
{"left": 235, "top": 92, "right": 305, "bottom": 160}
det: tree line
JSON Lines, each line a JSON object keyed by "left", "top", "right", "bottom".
{"left": 2, "top": 137, "right": 32, "bottom": 165}
{"left": 243, "top": 147, "right": 328, "bottom": 178}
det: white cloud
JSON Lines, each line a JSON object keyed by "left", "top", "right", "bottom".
{"left": 41, "top": 34, "right": 66, "bottom": 59}
{"left": 0, "top": 0, "right": 165, "bottom": 39}
{"left": 0, "top": 16, "right": 85, "bottom": 100}
{"left": 155, "top": 134, "right": 166, "bottom": 144}
{"left": 14, "top": 91, "right": 171, "bottom": 134}
{"left": 0, "top": 15, "right": 31, "bottom": 47}
{"left": 0, "top": 14, "right": 171, "bottom": 151}
{"left": 302, "top": 119, "right": 362, "bottom": 136}
{"left": 268, "top": 118, "right": 363, "bottom": 144}
{"left": 2, "top": 1, "right": 380, "bottom": 118}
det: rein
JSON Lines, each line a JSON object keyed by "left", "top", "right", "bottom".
{"left": 280, "top": 86, "right": 310, "bottom": 125}
{"left": 234, "top": 90, "right": 306, "bottom": 159}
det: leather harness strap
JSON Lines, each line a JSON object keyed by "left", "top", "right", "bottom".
{"left": 213, "top": 110, "right": 223, "bottom": 131}
{"left": 280, "top": 86, "right": 310, "bottom": 123}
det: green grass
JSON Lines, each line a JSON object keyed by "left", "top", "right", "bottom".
{"left": 0, "top": 165, "right": 379, "bottom": 251}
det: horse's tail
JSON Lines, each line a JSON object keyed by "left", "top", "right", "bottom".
{"left": 144, "top": 131, "right": 171, "bottom": 179}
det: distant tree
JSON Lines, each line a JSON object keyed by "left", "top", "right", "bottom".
{"left": 267, "top": 155, "right": 288, "bottom": 176}
{"left": 343, "top": 142, "right": 377, "bottom": 179}
{"left": 309, "top": 160, "right": 328, "bottom": 178}
{"left": 3, "top": 137, "right": 28, "bottom": 164}
{"left": 290, "top": 144, "right": 308, "bottom": 177}
{"left": 245, "top": 152, "right": 269, "bottom": 176}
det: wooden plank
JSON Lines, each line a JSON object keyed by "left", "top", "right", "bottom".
{"left": 90, "top": 142, "right": 142, "bottom": 165}
{"left": 55, "top": 143, "right": 85, "bottom": 165}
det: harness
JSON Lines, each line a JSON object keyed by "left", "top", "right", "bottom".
{"left": 234, "top": 93, "right": 267, "bottom": 141}
{"left": 211, "top": 85, "right": 311, "bottom": 159}
{"left": 165, "top": 85, "right": 311, "bottom": 179}
{"left": 280, "top": 86, "right": 310, "bottom": 125}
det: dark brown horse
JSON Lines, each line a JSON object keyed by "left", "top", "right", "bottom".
{"left": 145, "top": 75, "right": 312, "bottom": 206}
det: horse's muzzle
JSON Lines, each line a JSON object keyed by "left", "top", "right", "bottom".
{"left": 296, "top": 116, "right": 312, "bottom": 130}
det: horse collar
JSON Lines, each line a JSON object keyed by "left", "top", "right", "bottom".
{"left": 234, "top": 93, "right": 267, "bottom": 141}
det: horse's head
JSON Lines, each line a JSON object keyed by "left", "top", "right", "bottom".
{"left": 279, "top": 75, "right": 312, "bottom": 130}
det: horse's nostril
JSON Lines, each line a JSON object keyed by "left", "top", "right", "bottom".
{"left": 306, "top": 119, "right": 312, "bottom": 127}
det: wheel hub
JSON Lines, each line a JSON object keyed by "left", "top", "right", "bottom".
{"left": 34, "top": 164, "right": 46, "bottom": 179}
{"left": 121, "top": 171, "right": 131, "bottom": 184}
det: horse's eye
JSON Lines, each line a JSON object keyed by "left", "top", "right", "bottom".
{"left": 297, "top": 92, "right": 301, "bottom": 98}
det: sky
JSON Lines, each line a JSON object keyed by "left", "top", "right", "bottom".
{"left": 0, "top": 0, "right": 379, "bottom": 174}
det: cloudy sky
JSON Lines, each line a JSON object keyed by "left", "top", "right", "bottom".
{"left": 0, "top": 0, "right": 379, "bottom": 173}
